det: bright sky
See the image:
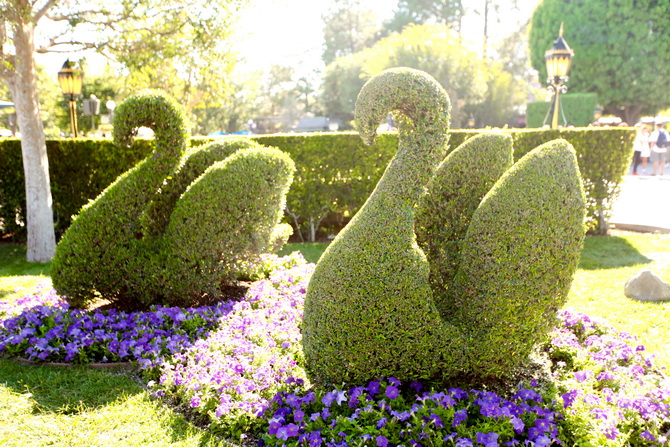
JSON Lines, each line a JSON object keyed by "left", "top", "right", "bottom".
{"left": 35, "top": 0, "right": 542, "bottom": 80}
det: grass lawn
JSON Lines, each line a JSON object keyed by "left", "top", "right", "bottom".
{"left": 1, "top": 233, "right": 669, "bottom": 445}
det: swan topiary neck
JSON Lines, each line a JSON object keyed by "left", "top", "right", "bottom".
{"left": 302, "top": 68, "right": 465, "bottom": 385}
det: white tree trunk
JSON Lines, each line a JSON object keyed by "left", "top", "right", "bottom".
{"left": 10, "top": 20, "right": 56, "bottom": 262}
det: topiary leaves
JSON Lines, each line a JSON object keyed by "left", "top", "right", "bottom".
{"left": 416, "top": 133, "right": 514, "bottom": 320}
{"left": 448, "top": 139, "right": 586, "bottom": 377}
{"left": 303, "top": 69, "right": 587, "bottom": 387}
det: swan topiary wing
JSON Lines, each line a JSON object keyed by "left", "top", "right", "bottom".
{"left": 303, "top": 68, "right": 466, "bottom": 386}
{"left": 449, "top": 139, "right": 586, "bottom": 377}
{"left": 162, "top": 146, "right": 295, "bottom": 303}
{"left": 140, "top": 138, "right": 261, "bottom": 238}
{"left": 51, "top": 91, "right": 187, "bottom": 308}
{"left": 416, "top": 133, "right": 513, "bottom": 320}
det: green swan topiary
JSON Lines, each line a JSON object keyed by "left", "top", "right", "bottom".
{"left": 52, "top": 92, "right": 295, "bottom": 309}
{"left": 303, "top": 68, "right": 466, "bottom": 385}
{"left": 302, "top": 68, "right": 586, "bottom": 385}
{"left": 52, "top": 91, "right": 187, "bottom": 308}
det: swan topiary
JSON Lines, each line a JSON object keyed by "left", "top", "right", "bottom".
{"left": 52, "top": 91, "right": 295, "bottom": 309}
{"left": 302, "top": 67, "right": 586, "bottom": 385}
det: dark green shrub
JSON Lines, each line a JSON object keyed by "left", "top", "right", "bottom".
{"left": 303, "top": 68, "right": 586, "bottom": 386}
{"left": 449, "top": 139, "right": 585, "bottom": 377}
{"left": 161, "top": 146, "right": 295, "bottom": 304}
{"left": 303, "top": 68, "right": 466, "bottom": 385}
{"left": 52, "top": 91, "right": 295, "bottom": 309}
{"left": 140, "top": 138, "right": 260, "bottom": 238}
{"left": 52, "top": 91, "right": 187, "bottom": 308}
{"left": 415, "top": 133, "right": 513, "bottom": 319}
{"left": 526, "top": 93, "right": 599, "bottom": 128}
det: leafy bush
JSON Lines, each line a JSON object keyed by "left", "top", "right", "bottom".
{"left": 51, "top": 91, "right": 187, "bottom": 308}
{"left": 0, "top": 127, "right": 630, "bottom": 242}
{"left": 303, "top": 68, "right": 585, "bottom": 386}
{"left": 303, "top": 68, "right": 463, "bottom": 386}
{"left": 52, "top": 92, "right": 295, "bottom": 309}
{"left": 449, "top": 139, "right": 586, "bottom": 377}
{"left": 161, "top": 146, "right": 295, "bottom": 303}
{"left": 415, "top": 132, "right": 514, "bottom": 318}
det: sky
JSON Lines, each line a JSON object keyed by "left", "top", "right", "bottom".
{"left": 35, "top": 0, "right": 542, "bottom": 81}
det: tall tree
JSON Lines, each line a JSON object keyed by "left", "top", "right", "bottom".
{"left": 529, "top": 0, "right": 670, "bottom": 125}
{"left": 0, "top": 0, "right": 244, "bottom": 261}
{"left": 322, "top": 0, "right": 379, "bottom": 65}
{"left": 383, "top": 0, "right": 464, "bottom": 35}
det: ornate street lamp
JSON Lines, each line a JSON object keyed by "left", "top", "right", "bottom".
{"left": 57, "top": 59, "right": 83, "bottom": 137}
{"left": 544, "top": 23, "right": 574, "bottom": 129}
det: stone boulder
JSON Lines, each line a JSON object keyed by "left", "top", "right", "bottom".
{"left": 624, "top": 270, "right": 670, "bottom": 302}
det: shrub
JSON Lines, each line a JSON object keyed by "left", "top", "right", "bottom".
{"left": 303, "top": 68, "right": 586, "bottom": 387}
{"left": 415, "top": 132, "right": 513, "bottom": 319}
{"left": 449, "top": 139, "right": 586, "bottom": 377}
{"left": 302, "top": 68, "right": 465, "bottom": 386}
{"left": 140, "top": 138, "right": 259, "bottom": 238}
{"left": 161, "top": 146, "right": 295, "bottom": 304}
{"left": 51, "top": 91, "right": 187, "bottom": 308}
{"left": 53, "top": 92, "right": 296, "bottom": 309}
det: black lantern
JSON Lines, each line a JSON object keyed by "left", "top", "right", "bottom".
{"left": 57, "top": 59, "right": 83, "bottom": 137}
{"left": 544, "top": 24, "right": 574, "bottom": 129}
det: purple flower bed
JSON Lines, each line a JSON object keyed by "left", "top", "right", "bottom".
{"left": 0, "top": 286, "right": 235, "bottom": 368}
{"left": 1, "top": 257, "right": 669, "bottom": 445}
{"left": 154, "top": 263, "right": 314, "bottom": 438}
{"left": 261, "top": 378, "right": 562, "bottom": 447}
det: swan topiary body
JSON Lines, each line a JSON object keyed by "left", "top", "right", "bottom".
{"left": 303, "top": 68, "right": 586, "bottom": 385}
{"left": 52, "top": 91, "right": 294, "bottom": 309}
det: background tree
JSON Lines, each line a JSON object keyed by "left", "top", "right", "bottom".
{"left": 529, "top": 0, "right": 670, "bottom": 125}
{"left": 0, "top": 0, "right": 245, "bottom": 261}
{"left": 382, "top": 0, "right": 464, "bottom": 35}
{"left": 322, "top": 0, "right": 380, "bottom": 65}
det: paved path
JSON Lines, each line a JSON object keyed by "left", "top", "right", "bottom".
{"left": 609, "top": 172, "right": 670, "bottom": 233}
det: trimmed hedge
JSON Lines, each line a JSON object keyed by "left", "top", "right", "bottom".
{"left": 449, "top": 139, "right": 585, "bottom": 377}
{"left": 415, "top": 132, "right": 514, "bottom": 320}
{"left": 303, "top": 68, "right": 586, "bottom": 386}
{"left": 0, "top": 127, "right": 632, "bottom": 241}
{"left": 303, "top": 68, "right": 464, "bottom": 385}
{"left": 526, "top": 92, "right": 599, "bottom": 128}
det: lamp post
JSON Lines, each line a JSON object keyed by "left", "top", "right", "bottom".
{"left": 57, "top": 59, "right": 83, "bottom": 137}
{"left": 544, "top": 23, "right": 574, "bottom": 129}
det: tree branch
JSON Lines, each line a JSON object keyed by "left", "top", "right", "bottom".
{"left": 33, "top": 0, "right": 57, "bottom": 24}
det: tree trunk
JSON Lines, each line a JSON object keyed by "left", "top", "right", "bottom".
{"left": 11, "top": 20, "right": 56, "bottom": 262}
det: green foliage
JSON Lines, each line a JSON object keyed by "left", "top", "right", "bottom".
{"left": 51, "top": 91, "right": 295, "bottom": 309}
{"left": 303, "top": 68, "right": 586, "bottom": 386}
{"left": 529, "top": 0, "right": 670, "bottom": 124}
{"left": 52, "top": 91, "right": 187, "bottom": 308}
{"left": 527, "top": 93, "right": 599, "bottom": 128}
{"left": 162, "top": 147, "right": 294, "bottom": 303}
{"left": 450, "top": 140, "right": 585, "bottom": 377}
{"left": 321, "top": 23, "right": 527, "bottom": 129}
{"left": 140, "top": 138, "right": 259, "bottom": 238}
{"left": 303, "top": 68, "right": 464, "bottom": 385}
{"left": 416, "top": 133, "right": 514, "bottom": 319}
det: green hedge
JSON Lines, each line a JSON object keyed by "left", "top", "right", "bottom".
{"left": 0, "top": 127, "right": 633, "bottom": 241}
{"left": 527, "top": 93, "right": 599, "bottom": 128}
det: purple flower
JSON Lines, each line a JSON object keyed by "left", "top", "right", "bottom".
{"left": 640, "top": 430, "right": 656, "bottom": 441}
{"left": 574, "top": 370, "right": 593, "bottom": 382}
{"left": 376, "top": 435, "right": 389, "bottom": 447}
{"left": 453, "top": 409, "right": 467, "bottom": 427}
{"left": 386, "top": 385, "right": 400, "bottom": 400}
{"left": 455, "top": 438, "right": 473, "bottom": 447}
{"left": 562, "top": 390, "right": 579, "bottom": 408}
{"left": 476, "top": 432, "right": 498, "bottom": 447}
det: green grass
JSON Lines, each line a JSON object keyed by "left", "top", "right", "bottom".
{"left": 1, "top": 234, "right": 670, "bottom": 445}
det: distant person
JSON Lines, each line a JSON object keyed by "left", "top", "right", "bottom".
{"left": 632, "top": 123, "right": 650, "bottom": 175}
{"left": 649, "top": 122, "right": 669, "bottom": 176}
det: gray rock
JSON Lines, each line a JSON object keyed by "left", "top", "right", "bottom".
{"left": 624, "top": 270, "right": 670, "bottom": 302}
